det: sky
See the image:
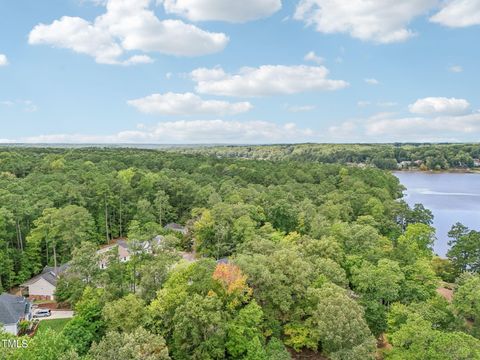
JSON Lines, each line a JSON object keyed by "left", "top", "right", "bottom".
{"left": 0, "top": 0, "right": 479, "bottom": 144}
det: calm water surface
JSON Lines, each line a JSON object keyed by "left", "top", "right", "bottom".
{"left": 394, "top": 172, "right": 480, "bottom": 257}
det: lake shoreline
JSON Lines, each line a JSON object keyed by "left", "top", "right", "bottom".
{"left": 393, "top": 168, "right": 480, "bottom": 174}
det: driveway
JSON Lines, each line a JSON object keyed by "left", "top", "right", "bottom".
{"left": 36, "top": 310, "right": 74, "bottom": 320}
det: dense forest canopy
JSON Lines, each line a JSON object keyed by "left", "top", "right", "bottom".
{"left": 172, "top": 143, "right": 480, "bottom": 170}
{"left": 1, "top": 147, "right": 479, "bottom": 359}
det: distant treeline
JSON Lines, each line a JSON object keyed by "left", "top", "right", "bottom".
{"left": 173, "top": 143, "right": 480, "bottom": 170}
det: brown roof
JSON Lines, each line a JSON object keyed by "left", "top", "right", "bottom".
{"left": 436, "top": 287, "right": 454, "bottom": 302}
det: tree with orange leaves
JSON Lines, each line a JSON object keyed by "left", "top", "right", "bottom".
{"left": 213, "top": 262, "right": 253, "bottom": 308}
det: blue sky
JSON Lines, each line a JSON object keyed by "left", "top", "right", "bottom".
{"left": 1, "top": 0, "right": 479, "bottom": 144}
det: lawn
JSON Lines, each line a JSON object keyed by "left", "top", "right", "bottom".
{"left": 36, "top": 318, "right": 71, "bottom": 334}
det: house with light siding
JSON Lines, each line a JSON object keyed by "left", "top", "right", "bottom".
{"left": 0, "top": 293, "right": 32, "bottom": 335}
{"left": 96, "top": 242, "right": 118, "bottom": 269}
{"left": 20, "top": 264, "right": 69, "bottom": 301}
{"left": 96, "top": 236, "right": 166, "bottom": 268}
{"left": 96, "top": 238, "right": 131, "bottom": 268}
{"left": 117, "top": 239, "right": 133, "bottom": 262}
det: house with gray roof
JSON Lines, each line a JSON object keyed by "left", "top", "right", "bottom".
{"left": 0, "top": 293, "right": 32, "bottom": 335}
{"left": 164, "top": 223, "right": 188, "bottom": 235}
{"left": 20, "top": 264, "right": 69, "bottom": 301}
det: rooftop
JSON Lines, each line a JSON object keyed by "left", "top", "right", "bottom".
{"left": 164, "top": 223, "right": 187, "bottom": 233}
{"left": 0, "top": 293, "right": 30, "bottom": 325}
{"left": 21, "top": 263, "right": 69, "bottom": 287}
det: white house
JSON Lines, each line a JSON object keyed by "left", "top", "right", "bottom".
{"left": 96, "top": 239, "right": 133, "bottom": 269}
{"left": 20, "top": 264, "right": 69, "bottom": 301}
{"left": 398, "top": 161, "right": 412, "bottom": 169}
{"left": 143, "top": 235, "right": 165, "bottom": 254}
{"left": 97, "top": 242, "right": 120, "bottom": 269}
{"left": 0, "top": 293, "right": 32, "bottom": 335}
{"left": 96, "top": 236, "right": 166, "bottom": 269}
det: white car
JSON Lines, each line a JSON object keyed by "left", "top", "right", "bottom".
{"left": 33, "top": 309, "right": 51, "bottom": 318}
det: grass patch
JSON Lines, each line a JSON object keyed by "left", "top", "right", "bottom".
{"left": 36, "top": 318, "right": 71, "bottom": 334}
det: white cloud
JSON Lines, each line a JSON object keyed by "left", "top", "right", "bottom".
{"left": 0, "top": 54, "right": 9, "bottom": 66}
{"left": 79, "top": 0, "right": 107, "bottom": 5}
{"left": 97, "top": 0, "right": 229, "bottom": 56}
{"left": 122, "top": 55, "right": 154, "bottom": 66}
{"left": 329, "top": 120, "right": 358, "bottom": 138}
{"left": 365, "top": 112, "right": 480, "bottom": 138}
{"left": 333, "top": 96, "right": 480, "bottom": 141}
{"left": 294, "top": 0, "right": 437, "bottom": 43}
{"left": 191, "top": 65, "right": 348, "bottom": 97}
{"left": 430, "top": 0, "right": 480, "bottom": 27}
{"left": 28, "top": 0, "right": 228, "bottom": 65}
{"left": 29, "top": 16, "right": 124, "bottom": 65}
{"left": 357, "top": 100, "right": 397, "bottom": 107}
{"left": 23, "top": 101, "right": 38, "bottom": 113}
{"left": 127, "top": 92, "right": 253, "bottom": 116}
{"left": 286, "top": 105, "right": 316, "bottom": 112}
{"left": 330, "top": 97, "right": 480, "bottom": 142}
{"left": 449, "top": 65, "right": 463, "bottom": 73}
{"left": 9, "top": 120, "right": 316, "bottom": 144}
{"left": 1, "top": 100, "right": 37, "bottom": 112}
{"left": 357, "top": 101, "right": 371, "bottom": 107}
{"left": 304, "top": 51, "right": 324, "bottom": 64}
{"left": 408, "top": 97, "right": 470, "bottom": 115}
{"left": 161, "top": 0, "right": 282, "bottom": 23}
{"left": 365, "top": 78, "right": 380, "bottom": 85}
{"left": 378, "top": 101, "right": 398, "bottom": 107}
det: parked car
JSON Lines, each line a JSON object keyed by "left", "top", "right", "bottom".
{"left": 33, "top": 309, "right": 51, "bottom": 318}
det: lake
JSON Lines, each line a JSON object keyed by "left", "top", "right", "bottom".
{"left": 394, "top": 172, "right": 480, "bottom": 257}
